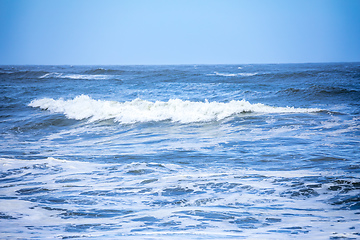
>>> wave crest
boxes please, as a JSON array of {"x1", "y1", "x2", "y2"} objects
[
  {"x1": 208, "y1": 72, "x2": 258, "y2": 77},
  {"x1": 39, "y1": 72, "x2": 112, "y2": 80},
  {"x1": 28, "y1": 95, "x2": 321, "y2": 124}
]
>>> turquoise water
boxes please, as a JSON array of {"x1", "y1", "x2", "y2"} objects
[{"x1": 0, "y1": 63, "x2": 359, "y2": 239}]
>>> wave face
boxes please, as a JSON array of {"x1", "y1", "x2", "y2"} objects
[{"x1": 29, "y1": 95, "x2": 320, "y2": 123}]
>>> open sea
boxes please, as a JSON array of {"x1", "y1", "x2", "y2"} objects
[{"x1": 0, "y1": 63, "x2": 359, "y2": 239}]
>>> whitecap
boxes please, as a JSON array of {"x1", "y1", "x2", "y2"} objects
[
  {"x1": 39, "y1": 73, "x2": 111, "y2": 80},
  {"x1": 210, "y1": 72, "x2": 258, "y2": 77},
  {"x1": 29, "y1": 95, "x2": 321, "y2": 124}
]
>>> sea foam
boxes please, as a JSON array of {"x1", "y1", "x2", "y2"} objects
[
  {"x1": 209, "y1": 72, "x2": 258, "y2": 77},
  {"x1": 29, "y1": 95, "x2": 320, "y2": 124},
  {"x1": 39, "y1": 72, "x2": 111, "y2": 80}
]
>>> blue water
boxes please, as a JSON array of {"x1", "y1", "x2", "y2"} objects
[{"x1": 0, "y1": 63, "x2": 359, "y2": 239}]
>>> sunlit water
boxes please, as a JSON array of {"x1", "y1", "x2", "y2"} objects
[{"x1": 1, "y1": 63, "x2": 359, "y2": 239}]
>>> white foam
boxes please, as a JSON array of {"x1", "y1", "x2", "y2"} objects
[
  {"x1": 39, "y1": 73, "x2": 111, "y2": 80},
  {"x1": 28, "y1": 95, "x2": 321, "y2": 124},
  {"x1": 0, "y1": 157, "x2": 358, "y2": 239},
  {"x1": 210, "y1": 72, "x2": 258, "y2": 77}
]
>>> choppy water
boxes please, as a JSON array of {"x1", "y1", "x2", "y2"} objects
[{"x1": 0, "y1": 63, "x2": 359, "y2": 239}]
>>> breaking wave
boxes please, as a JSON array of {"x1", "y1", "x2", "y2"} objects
[
  {"x1": 0, "y1": 70, "x2": 51, "y2": 79},
  {"x1": 39, "y1": 73, "x2": 112, "y2": 80},
  {"x1": 209, "y1": 72, "x2": 258, "y2": 77},
  {"x1": 28, "y1": 95, "x2": 321, "y2": 124}
]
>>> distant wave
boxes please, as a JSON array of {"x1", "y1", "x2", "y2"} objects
[
  {"x1": 262, "y1": 68, "x2": 360, "y2": 80},
  {"x1": 207, "y1": 68, "x2": 359, "y2": 80},
  {"x1": 310, "y1": 85, "x2": 359, "y2": 95},
  {"x1": 39, "y1": 73, "x2": 112, "y2": 80},
  {"x1": 0, "y1": 70, "x2": 50, "y2": 78},
  {"x1": 84, "y1": 68, "x2": 126, "y2": 75},
  {"x1": 29, "y1": 95, "x2": 321, "y2": 124},
  {"x1": 208, "y1": 72, "x2": 258, "y2": 77},
  {"x1": 278, "y1": 86, "x2": 359, "y2": 97}
]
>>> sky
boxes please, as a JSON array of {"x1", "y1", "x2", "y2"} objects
[{"x1": 1, "y1": 0, "x2": 360, "y2": 65}]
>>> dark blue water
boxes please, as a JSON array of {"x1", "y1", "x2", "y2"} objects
[{"x1": 0, "y1": 63, "x2": 359, "y2": 239}]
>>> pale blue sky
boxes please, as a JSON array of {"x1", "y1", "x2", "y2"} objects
[{"x1": 1, "y1": 0, "x2": 359, "y2": 65}]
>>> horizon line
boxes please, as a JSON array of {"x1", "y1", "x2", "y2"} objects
[{"x1": 1, "y1": 60, "x2": 360, "y2": 66}]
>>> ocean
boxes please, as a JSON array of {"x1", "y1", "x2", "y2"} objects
[{"x1": 0, "y1": 63, "x2": 359, "y2": 239}]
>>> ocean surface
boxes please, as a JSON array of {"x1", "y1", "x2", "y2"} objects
[{"x1": 0, "y1": 63, "x2": 359, "y2": 239}]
